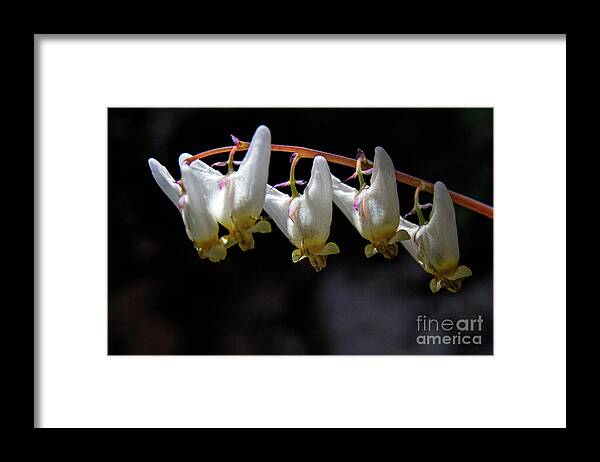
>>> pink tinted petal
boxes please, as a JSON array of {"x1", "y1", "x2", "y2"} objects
[
  {"x1": 218, "y1": 177, "x2": 230, "y2": 190},
  {"x1": 353, "y1": 193, "x2": 364, "y2": 211},
  {"x1": 273, "y1": 180, "x2": 307, "y2": 190},
  {"x1": 344, "y1": 172, "x2": 358, "y2": 182},
  {"x1": 273, "y1": 180, "x2": 292, "y2": 189},
  {"x1": 288, "y1": 200, "x2": 299, "y2": 222}
]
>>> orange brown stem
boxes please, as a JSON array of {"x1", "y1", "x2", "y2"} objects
[{"x1": 185, "y1": 142, "x2": 493, "y2": 220}]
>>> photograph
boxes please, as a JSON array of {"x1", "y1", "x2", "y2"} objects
[
  {"x1": 108, "y1": 108, "x2": 494, "y2": 355},
  {"x1": 36, "y1": 34, "x2": 566, "y2": 429}
]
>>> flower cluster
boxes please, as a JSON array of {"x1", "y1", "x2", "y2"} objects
[{"x1": 148, "y1": 125, "x2": 472, "y2": 293}]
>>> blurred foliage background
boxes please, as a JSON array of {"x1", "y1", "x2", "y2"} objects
[{"x1": 108, "y1": 108, "x2": 493, "y2": 355}]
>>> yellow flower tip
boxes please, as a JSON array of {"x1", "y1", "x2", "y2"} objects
[
  {"x1": 387, "y1": 229, "x2": 411, "y2": 244},
  {"x1": 364, "y1": 243, "x2": 377, "y2": 258},
  {"x1": 235, "y1": 230, "x2": 256, "y2": 251},
  {"x1": 308, "y1": 254, "x2": 327, "y2": 272},
  {"x1": 195, "y1": 240, "x2": 227, "y2": 263},
  {"x1": 220, "y1": 235, "x2": 238, "y2": 249},
  {"x1": 389, "y1": 229, "x2": 411, "y2": 243},
  {"x1": 429, "y1": 266, "x2": 472, "y2": 294},
  {"x1": 228, "y1": 218, "x2": 271, "y2": 252},
  {"x1": 318, "y1": 241, "x2": 340, "y2": 256},
  {"x1": 365, "y1": 240, "x2": 400, "y2": 259},
  {"x1": 291, "y1": 241, "x2": 339, "y2": 271},
  {"x1": 446, "y1": 265, "x2": 473, "y2": 281},
  {"x1": 430, "y1": 278, "x2": 443, "y2": 293},
  {"x1": 439, "y1": 278, "x2": 462, "y2": 293},
  {"x1": 249, "y1": 219, "x2": 272, "y2": 234},
  {"x1": 365, "y1": 229, "x2": 411, "y2": 259},
  {"x1": 376, "y1": 241, "x2": 399, "y2": 259},
  {"x1": 291, "y1": 248, "x2": 306, "y2": 263}
]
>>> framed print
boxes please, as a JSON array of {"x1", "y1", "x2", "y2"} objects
[
  {"x1": 35, "y1": 35, "x2": 566, "y2": 428},
  {"x1": 108, "y1": 107, "x2": 493, "y2": 355}
]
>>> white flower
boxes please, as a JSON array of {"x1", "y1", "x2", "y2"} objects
[
  {"x1": 331, "y1": 147, "x2": 410, "y2": 259},
  {"x1": 263, "y1": 156, "x2": 340, "y2": 272},
  {"x1": 188, "y1": 125, "x2": 272, "y2": 251},
  {"x1": 398, "y1": 181, "x2": 472, "y2": 293},
  {"x1": 148, "y1": 155, "x2": 227, "y2": 262}
]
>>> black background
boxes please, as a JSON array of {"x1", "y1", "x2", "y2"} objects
[{"x1": 108, "y1": 108, "x2": 493, "y2": 355}]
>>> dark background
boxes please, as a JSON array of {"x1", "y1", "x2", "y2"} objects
[{"x1": 108, "y1": 108, "x2": 493, "y2": 355}]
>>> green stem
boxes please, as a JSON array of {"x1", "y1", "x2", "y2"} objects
[
  {"x1": 226, "y1": 144, "x2": 238, "y2": 174},
  {"x1": 414, "y1": 186, "x2": 427, "y2": 226},
  {"x1": 289, "y1": 153, "x2": 301, "y2": 198}
]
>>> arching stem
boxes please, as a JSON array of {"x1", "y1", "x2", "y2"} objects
[{"x1": 184, "y1": 141, "x2": 494, "y2": 219}]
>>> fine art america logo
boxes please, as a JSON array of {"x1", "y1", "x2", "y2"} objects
[{"x1": 416, "y1": 314, "x2": 484, "y2": 345}]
